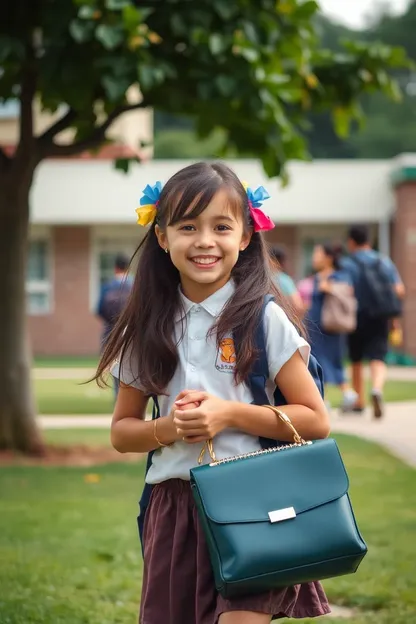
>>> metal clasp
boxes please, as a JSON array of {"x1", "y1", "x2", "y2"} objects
[{"x1": 268, "y1": 506, "x2": 296, "y2": 523}]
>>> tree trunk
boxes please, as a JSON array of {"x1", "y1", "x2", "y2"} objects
[{"x1": 0, "y1": 169, "x2": 44, "y2": 454}]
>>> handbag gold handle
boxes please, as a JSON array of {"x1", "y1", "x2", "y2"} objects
[
  {"x1": 198, "y1": 406, "x2": 306, "y2": 465},
  {"x1": 198, "y1": 438, "x2": 217, "y2": 465},
  {"x1": 261, "y1": 405, "x2": 307, "y2": 445}
]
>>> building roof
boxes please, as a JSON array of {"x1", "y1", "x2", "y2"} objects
[{"x1": 31, "y1": 158, "x2": 396, "y2": 225}]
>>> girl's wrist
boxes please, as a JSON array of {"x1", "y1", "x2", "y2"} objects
[
  {"x1": 155, "y1": 416, "x2": 180, "y2": 446},
  {"x1": 226, "y1": 401, "x2": 257, "y2": 428}
]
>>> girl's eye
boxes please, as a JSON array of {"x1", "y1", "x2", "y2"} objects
[
  {"x1": 217, "y1": 224, "x2": 231, "y2": 232},
  {"x1": 179, "y1": 224, "x2": 195, "y2": 231}
]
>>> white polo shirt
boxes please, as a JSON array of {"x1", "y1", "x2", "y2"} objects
[{"x1": 113, "y1": 280, "x2": 310, "y2": 484}]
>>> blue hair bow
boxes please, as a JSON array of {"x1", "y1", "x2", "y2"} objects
[
  {"x1": 246, "y1": 185, "x2": 271, "y2": 208},
  {"x1": 136, "y1": 181, "x2": 163, "y2": 226}
]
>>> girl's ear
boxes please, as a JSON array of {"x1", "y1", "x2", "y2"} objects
[
  {"x1": 240, "y1": 229, "x2": 253, "y2": 252},
  {"x1": 155, "y1": 224, "x2": 168, "y2": 253}
]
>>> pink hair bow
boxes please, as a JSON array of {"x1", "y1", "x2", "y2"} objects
[{"x1": 243, "y1": 183, "x2": 275, "y2": 232}]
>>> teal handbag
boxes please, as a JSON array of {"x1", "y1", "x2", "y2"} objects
[{"x1": 190, "y1": 407, "x2": 367, "y2": 599}]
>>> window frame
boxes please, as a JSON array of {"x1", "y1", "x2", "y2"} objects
[{"x1": 26, "y1": 230, "x2": 54, "y2": 316}]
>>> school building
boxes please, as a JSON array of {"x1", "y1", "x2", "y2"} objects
[{"x1": 25, "y1": 153, "x2": 416, "y2": 357}]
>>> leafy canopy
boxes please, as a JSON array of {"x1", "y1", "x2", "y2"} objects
[{"x1": 0, "y1": 0, "x2": 411, "y2": 178}]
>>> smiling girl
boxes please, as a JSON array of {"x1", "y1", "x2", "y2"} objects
[{"x1": 96, "y1": 161, "x2": 330, "y2": 624}]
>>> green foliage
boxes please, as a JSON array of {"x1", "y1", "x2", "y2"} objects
[
  {"x1": 154, "y1": 128, "x2": 227, "y2": 159},
  {"x1": 310, "y1": 5, "x2": 416, "y2": 159},
  {"x1": 0, "y1": 0, "x2": 411, "y2": 177}
]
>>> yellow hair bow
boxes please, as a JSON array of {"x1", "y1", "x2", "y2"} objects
[{"x1": 135, "y1": 182, "x2": 162, "y2": 227}]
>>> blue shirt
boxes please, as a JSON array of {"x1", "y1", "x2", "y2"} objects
[
  {"x1": 275, "y1": 272, "x2": 298, "y2": 297},
  {"x1": 97, "y1": 275, "x2": 133, "y2": 343},
  {"x1": 341, "y1": 250, "x2": 401, "y2": 312}
]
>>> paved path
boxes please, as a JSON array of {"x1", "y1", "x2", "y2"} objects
[
  {"x1": 38, "y1": 400, "x2": 416, "y2": 467},
  {"x1": 330, "y1": 401, "x2": 416, "y2": 467},
  {"x1": 33, "y1": 366, "x2": 416, "y2": 381}
]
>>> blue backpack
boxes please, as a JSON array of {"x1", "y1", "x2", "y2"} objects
[{"x1": 137, "y1": 295, "x2": 324, "y2": 549}]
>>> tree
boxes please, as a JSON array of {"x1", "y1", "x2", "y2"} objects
[
  {"x1": 309, "y1": 3, "x2": 416, "y2": 159},
  {"x1": 0, "y1": 0, "x2": 410, "y2": 453},
  {"x1": 348, "y1": 0, "x2": 416, "y2": 158}
]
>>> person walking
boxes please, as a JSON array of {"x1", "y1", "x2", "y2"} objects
[
  {"x1": 96, "y1": 162, "x2": 330, "y2": 623},
  {"x1": 297, "y1": 271, "x2": 315, "y2": 313},
  {"x1": 97, "y1": 254, "x2": 132, "y2": 398},
  {"x1": 270, "y1": 246, "x2": 304, "y2": 314},
  {"x1": 307, "y1": 243, "x2": 358, "y2": 411},
  {"x1": 342, "y1": 225, "x2": 405, "y2": 418}
]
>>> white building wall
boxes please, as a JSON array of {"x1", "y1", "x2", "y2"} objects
[{"x1": 30, "y1": 158, "x2": 395, "y2": 226}]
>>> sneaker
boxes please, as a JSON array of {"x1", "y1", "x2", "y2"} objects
[
  {"x1": 371, "y1": 391, "x2": 384, "y2": 419},
  {"x1": 339, "y1": 390, "x2": 359, "y2": 414}
]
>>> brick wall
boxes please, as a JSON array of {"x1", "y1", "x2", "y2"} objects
[
  {"x1": 265, "y1": 226, "x2": 298, "y2": 275},
  {"x1": 392, "y1": 183, "x2": 416, "y2": 356},
  {"x1": 29, "y1": 226, "x2": 102, "y2": 356}
]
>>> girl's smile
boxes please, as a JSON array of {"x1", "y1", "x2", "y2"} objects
[
  {"x1": 188, "y1": 255, "x2": 222, "y2": 269},
  {"x1": 156, "y1": 189, "x2": 251, "y2": 301}
]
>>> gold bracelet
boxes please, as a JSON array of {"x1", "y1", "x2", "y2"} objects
[{"x1": 153, "y1": 418, "x2": 172, "y2": 448}]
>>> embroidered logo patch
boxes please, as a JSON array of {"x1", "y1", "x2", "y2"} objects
[{"x1": 216, "y1": 338, "x2": 236, "y2": 373}]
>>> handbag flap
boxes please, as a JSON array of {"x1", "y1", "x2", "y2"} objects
[{"x1": 190, "y1": 438, "x2": 349, "y2": 524}]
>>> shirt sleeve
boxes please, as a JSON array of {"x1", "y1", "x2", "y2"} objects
[
  {"x1": 110, "y1": 344, "x2": 143, "y2": 390},
  {"x1": 263, "y1": 302, "x2": 310, "y2": 382},
  {"x1": 332, "y1": 269, "x2": 353, "y2": 286},
  {"x1": 382, "y1": 257, "x2": 402, "y2": 285},
  {"x1": 339, "y1": 258, "x2": 359, "y2": 287},
  {"x1": 277, "y1": 273, "x2": 298, "y2": 296}
]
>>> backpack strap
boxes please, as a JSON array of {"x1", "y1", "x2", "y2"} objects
[
  {"x1": 245, "y1": 294, "x2": 273, "y2": 406},
  {"x1": 137, "y1": 396, "x2": 159, "y2": 552},
  {"x1": 245, "y1": 294, "x2": 324, "y2": 449},
  {"x1": 245, "y1": 294, "x2": 283, "y2": 450}
]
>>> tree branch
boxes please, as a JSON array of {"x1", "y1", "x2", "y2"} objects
[
  {"x1": 37, "y1": 107, "x2": 78, "y2": 143},
  {"x1": 41, "y1": 101, "x2": 149, "y2": 158}
]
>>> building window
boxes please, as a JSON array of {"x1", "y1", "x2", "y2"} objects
[
  {"x1": 0, "y1": 100, "x2": 19, "y2": 119},
  {"x1": 26, "y1": 240, "x2": 52, "y2": 314}
]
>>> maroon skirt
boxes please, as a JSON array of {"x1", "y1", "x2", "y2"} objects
[{"x1": 139, "y1": 479, "x2": 330, "y2": 624}]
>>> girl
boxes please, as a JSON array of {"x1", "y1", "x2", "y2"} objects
[
  {"x1": 96, "y1": 162, "x2": 331, "y2": 624},
  {"x1": 307, "y1": 243, "x2": 357, "y2": 412}
]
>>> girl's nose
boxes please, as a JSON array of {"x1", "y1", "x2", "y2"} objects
[{"x1": 195, "y1": 231, "x2": 215, "y2": 248}]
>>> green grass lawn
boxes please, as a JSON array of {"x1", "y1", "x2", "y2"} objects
[
  {"x1": 0, "y1": 435, "x2": 415, "y2": 623},
  {"x1": 35, "y1": 379, "x2": 114, "y2": 415},
  {"x1": 34, "y1": 377, "x2": 416, "y2": 415},
  {"x1": 34, "y1": 356, "x2": 99, "y2": 368},
  {"x1": 43, "y1": 428, "x2": 112, "y2": 447}
]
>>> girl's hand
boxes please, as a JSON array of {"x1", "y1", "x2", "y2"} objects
[
  {"x1": 318, "y1": 280, "x2": 331, "y2": 294},
  {"x1": 166, "y1": 391, "x2": 200, "y2": 442},
  {"x1": 173, "y1": 391, "x2": 231, "y2": 443}
]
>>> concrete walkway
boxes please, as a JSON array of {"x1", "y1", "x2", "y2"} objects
[
  {"x1": 38, "y1": 400, "x2": 416, "y2": 467},
  {"x1": 330, "y1": 401, "x2": 416, "y2": 467}
]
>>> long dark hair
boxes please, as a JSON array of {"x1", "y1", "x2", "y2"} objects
[
  {"x1": 95, "y1": 161, "x2": 302, "y2": 395},
  {"x1": 322, "y1": 242, "x2": 344, "y2": 271}
]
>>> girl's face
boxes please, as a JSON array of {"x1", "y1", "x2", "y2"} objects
[
  {"x1": 312, "y1": 245, "x2": 331, "y2": 272},
  {"x1": 156, "y1": 189, "x2": 251, "y2": 301}
]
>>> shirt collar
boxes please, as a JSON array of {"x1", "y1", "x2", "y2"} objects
[{"x1": 175, "y1": 280, "x2": 235, "y2": 323}]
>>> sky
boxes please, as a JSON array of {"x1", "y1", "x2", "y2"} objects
[{"x1": 318, "y1": 0, "x2": 410, "y2": 28}]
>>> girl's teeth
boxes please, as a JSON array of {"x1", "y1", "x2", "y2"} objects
[{"x1": 193, "y1": 257, "x2": 218, "y2": 264}]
